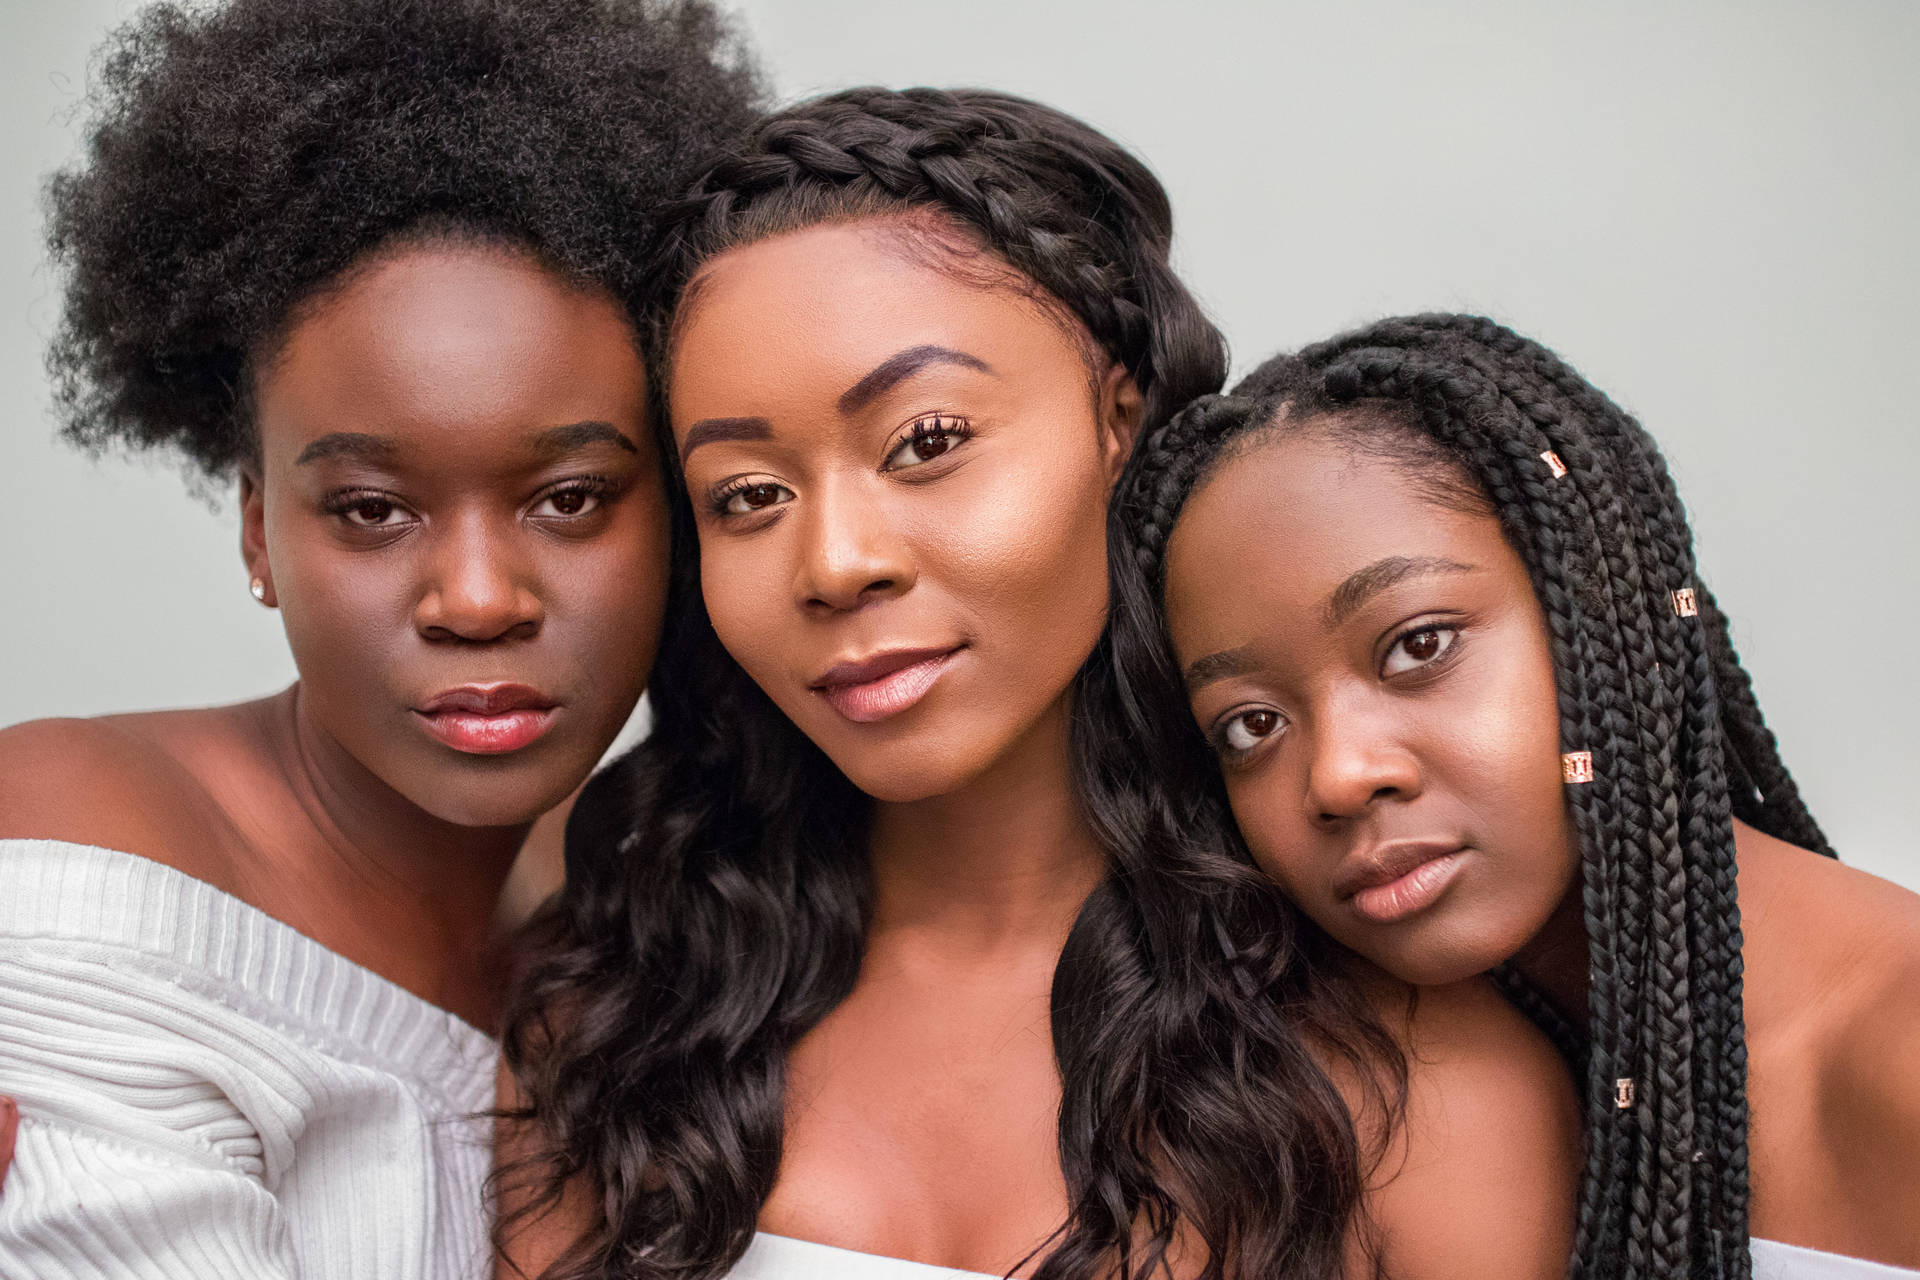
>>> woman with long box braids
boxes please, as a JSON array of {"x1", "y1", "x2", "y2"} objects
[
  {"x1": 495, "y1": 94, "x2": 1578, "y2": 1280},
  {"x1": 1099, "y1": 313, "x2": 1920, "y2": 1278}
]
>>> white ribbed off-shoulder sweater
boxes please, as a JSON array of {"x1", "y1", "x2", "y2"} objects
[{"x1": 0, "y1": 839, "x2": 498, "y2": 1279}]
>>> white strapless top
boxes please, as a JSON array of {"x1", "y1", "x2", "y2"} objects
[
  {"x1": 1753, "y1": 1239, "x2": 1920, "y2": 1278},
  {"x1": 731, "y1": 1233, "x2": 1002, "y2": 1278},
  {"x1": 732, "y1": 1236, "x2": 1920, "y2": 1280}
]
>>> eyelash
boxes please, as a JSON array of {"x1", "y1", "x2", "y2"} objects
[
  {"x1": 532, "y1": 475, "x2": 622, "y2": 518},
  {"x1": 883, "y1": 414, "x2": 973, "y2": 470},
  {"x1": 321, "y1": 476, "x2": 623, "y2": 529},
  {"x1": 1380, "y1": 621, "x2": 1465, "y2": 678}
]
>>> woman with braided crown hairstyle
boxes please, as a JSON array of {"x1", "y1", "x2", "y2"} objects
[
  {"x1": 498, "y1": 90, "x2": 1579, "y2": 1280},
  {"x1": 0, "y1": 0, "x2": 758, "y2": 1273},
  {"x1": 1100, "y1": 313, "x2": 1920, "y2": 1278}
]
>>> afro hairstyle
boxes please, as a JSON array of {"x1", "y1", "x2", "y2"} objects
[{"x1": 44, "y1": 0, "x2": 765, "y2": 480}]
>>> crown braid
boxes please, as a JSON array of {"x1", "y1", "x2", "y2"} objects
[
  {"x1": 1105, "y1": 314, "x2": 1833, "y2": 1280},
  {"x1": 647, "y1": 86, "x2": 1226, "y2": 434}
]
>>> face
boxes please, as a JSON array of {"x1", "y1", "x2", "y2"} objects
[
  {"x1": 242, "y1": 242, "x2": 668, "y2": 828},
  {"x1": 1163, "y1": 426, "x2": 1577, "y2": 986},
  {"x1": 670, "y1": 219, "x2": 1136, "y2": 803}
]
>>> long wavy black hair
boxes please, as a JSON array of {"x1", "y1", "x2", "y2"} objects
[
  {"x1": 1102, "y1": 313, "x2": 1834, "y2": 1280},
  {"x1": 499, "y1": 87, "x2": 1403, "y2": 1280}
]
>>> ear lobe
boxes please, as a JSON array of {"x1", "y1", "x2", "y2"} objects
[
  {"x1": 238, "y1": 470, "x2": 277, "y2": 608},
  {"x1": 1098, "y1": 363, "x2": 1145, "y2": 483}
]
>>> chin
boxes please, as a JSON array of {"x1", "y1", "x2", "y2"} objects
[
  {"x1": 817, "y1": 729, "x2": 990, "y2": 805},
  {"x1": 405, "y1": 761, "x2": 580, "y2": 830}
]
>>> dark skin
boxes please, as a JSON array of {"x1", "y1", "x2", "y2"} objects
[
  {"x1": 1166, "y1": 421, "x2": 1920, "y2": 1266},
  {"x1": 501, "y1": 220, "x2": 1578, "y2": 1278},
  {"x1": 0, "y1": 241, "x2": 669, "y2": 1030}
]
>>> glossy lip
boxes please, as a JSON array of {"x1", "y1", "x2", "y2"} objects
[
  {"x1": 1334, "y1": 840, "x2": 1469, "y2": 925},
  {"x1": 810, "y1": 645, "x2": 963, "y2": 724},
  {"x1": 413, "y1": 683, "x2": 559, "y2": 755}
]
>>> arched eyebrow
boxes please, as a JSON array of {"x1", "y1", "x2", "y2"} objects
[
  {"x1": 837, "y1": 344, "x2": 993, "y2": 415},
  {"x1": 531, "y1": 420, "x2": 638, "y2": 458},
  {"x1": 295, "y1": 421, "x2": 637, "y2": 467},
  {"x1": 678, "y1": 415, "x2": 772, "y2": 461},
  {"x1": 1324, "y1": 556, "x2": 1477, "y2": 627}
]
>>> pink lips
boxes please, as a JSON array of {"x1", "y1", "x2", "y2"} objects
[
  {"x1": 811, "y1": 646, "x2": 961, "y2": 724},
  {"x1": 413, "y1": 683, "x2": 558, "y2": 755},
  {"x1": 1334, "y1": 841, "x2": 1468, "y2": 925}
]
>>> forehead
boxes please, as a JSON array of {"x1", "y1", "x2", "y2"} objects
[
  {"x1": 1164, "y1": 431, "x2": 1509, "y2": 650},
  {"x1": 256, "y1": 245, "x2": 645, "y2": 454},
  {"x1": 667, "y1": 220, "x2": 1085, "y2": 428}
]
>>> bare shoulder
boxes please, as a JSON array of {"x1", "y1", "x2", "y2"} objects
[
  {"x1": 1739, "y1": 820, "x2": 1920, "y2": 1263},
  {"x1": 0, "y1": 710, "x2": 250, "y2": 886},
  {"x1": 1356, "y1": 976, "x2": 1579, "y2": 1279}
]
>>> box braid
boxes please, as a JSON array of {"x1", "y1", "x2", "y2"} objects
[
  {"x1": 1104, "y1": 314, "x2": 1832, "y2": 1280},
  {"x1": 502, "y1": 86, "x2": 1278, "y2": 1280}
]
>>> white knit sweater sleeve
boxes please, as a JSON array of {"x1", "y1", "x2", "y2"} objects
[{"x1": 0, "y1": 840, "x2": 500, "y2": 1280}]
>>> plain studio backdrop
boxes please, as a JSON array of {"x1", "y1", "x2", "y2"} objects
[{"x1": 1, "y1": 1, "x2": 1914, "y2": 890}]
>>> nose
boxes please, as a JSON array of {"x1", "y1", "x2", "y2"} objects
[
  {"x1": 1303, "y1": 701, "x2": 1423, "y2": 827},
  {"x1": 415, "y1": 511, "x2": 543, "y2": 643},
  {"x1": 796, "y1": 478, "x2": 915, "y2": 613}
]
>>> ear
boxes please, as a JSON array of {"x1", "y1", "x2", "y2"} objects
[
  {"x1": 239, "y1": 468, "x2": 278, "y2": 609},
  {"x1": 1095, "y1": 362, "x2": 1145, "y2": 485}
]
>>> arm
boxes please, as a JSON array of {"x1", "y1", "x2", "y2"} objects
[
  {"x1": 1356, "y1": 978, "x2": 1580, "y2": 1280},
  {"x1": 0, "y1": 948, "x2": 299, "y2": 1278}
]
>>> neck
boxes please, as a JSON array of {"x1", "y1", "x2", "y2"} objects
[
  {"x1": 866, "y1": 694, "x2": 1104, "y2": 951},
  {"x1": 260, "y1": 685, "x2": 527, "y2": 961},
  {"x1": 1507, "y1": 880, "x2": 1591, "y2": 1030}
]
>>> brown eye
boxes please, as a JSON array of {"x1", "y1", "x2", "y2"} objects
[
  {"x1": 1221, "y1": 707, "x2": 1286, "y2": 755},
  {"x1": 537, "y1": 488, "x2": 597, "y2": 518},
  {"x1": 886, "y1": 416, "x2": 970, "y2": 470},
  {"x1": 910, "y1": 428, "x2": 952, "y2": 460},
  {"x1": 720, "y1": 480, "x2": 794, "y2": 516},
  {"x1": 346, "y1": 498, "x2": 397, "y2": 526},
  {"x1": 1383, "y1": 626, "x2": 1459, "y2": 676}
]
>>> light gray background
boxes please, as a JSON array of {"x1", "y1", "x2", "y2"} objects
[{"x1": 2, "y1": 1, "x2": 1914, "y2": 888}]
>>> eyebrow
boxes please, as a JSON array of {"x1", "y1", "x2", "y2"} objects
[
  {"x1": 1184, "y1": 646, "x2": 1260, "y2": 693},
  {"x1": 678, "y1": 415, "x2": 773, "y2": 461},
  {"x1": 295, "y1": 432, "x2": 396, "y2": 466},
  {"x1": 530, "y1": 420, "x2": 639, "y2": 458},
  {"x1": 296, "y1": 421, "x2": 637, "y2": 467},
  {"x1": 837, "y1": 344, "x2": 993, "y2": 416},
  {"x1": 1324, "y1": 556, "x2": 1477, "y2": 628}
]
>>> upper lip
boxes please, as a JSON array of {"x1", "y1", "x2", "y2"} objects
[
  {"x1": 415, "y1": 683, "x2": 557, "y2": 715},
  {"x1": 1332, "y1": 839, "x2": 1466, "y2": 901},
  {"x1": 810, "y1": 645, "x2": 961, "y2": 690}
]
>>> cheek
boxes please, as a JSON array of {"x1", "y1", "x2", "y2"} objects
[
  {"x1": 698, "y1": 540, "x2": 784, "y2": 686},
  {"x1": 563, "y1": 512, "x2": 672, "y2": 686},
  {"x1": 928, "y1": 434, "x2": 1112, "y2": 648},
  {"x1": 1225, "y1": 773, "x2": 1322, "y2": 901},
  {"x1": 1434, "y1": 623, "x2": 1574, "y2": 863}
]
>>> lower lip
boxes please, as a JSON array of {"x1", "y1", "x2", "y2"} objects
[
  {"x1": 414, "y1": 708, "x2": 557, "y2": 755},
  {"x1": 819, "y1": 651, "x2": 959, "y2": 724},
  {"x1": 1348, "y1": 851, "x2": 1467, "y2": 925}
]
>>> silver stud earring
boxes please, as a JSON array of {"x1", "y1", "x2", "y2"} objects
[{"x1": 250, "y1": 578, "x2": 268, "y2": 603}]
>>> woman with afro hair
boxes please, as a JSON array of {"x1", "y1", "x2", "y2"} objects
[{"x1": 0, "y1": 1, "x2": 759, "y2": 1275}]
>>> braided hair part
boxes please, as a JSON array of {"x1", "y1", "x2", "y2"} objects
[
  {"x1": 501, "y1": 87, "x2": 1254, "y2": 1280},
  {"x1": 1102, "y1": 314, "x2": 1832, "y2": 1280}
]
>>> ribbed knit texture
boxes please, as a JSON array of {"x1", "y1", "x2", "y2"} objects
[{"x1": 0, "y1": 840, "x2": 498, "y2": 1279}]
